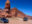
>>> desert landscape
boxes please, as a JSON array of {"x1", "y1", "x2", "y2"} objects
[{"x1": 0, "y1": 0, "x2": 32, "y2": 24}]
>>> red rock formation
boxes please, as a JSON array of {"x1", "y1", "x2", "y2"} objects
[{"x1": 0, "y1": 0, "x2": 32, "y2": 19}]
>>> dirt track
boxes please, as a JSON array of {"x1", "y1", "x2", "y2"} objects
[{"x1": 0, "y1": 17, "x2": 32, "y2": 24}]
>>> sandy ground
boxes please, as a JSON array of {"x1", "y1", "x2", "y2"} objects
[{"x1": 0, "y1": 17, "x2": 32, "y2": 24}]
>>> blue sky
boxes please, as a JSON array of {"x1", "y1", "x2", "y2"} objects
[{"x1": 0, "y1": 0, "x2": 32, "y2": 16}]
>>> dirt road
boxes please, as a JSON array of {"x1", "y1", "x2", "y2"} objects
[{"x1": 0, "y1": 17, "x2": 32, "y2": 24}]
